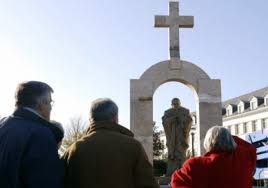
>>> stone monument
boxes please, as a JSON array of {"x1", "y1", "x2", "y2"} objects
[
  {"x1": 162, "y1": 98, "x2": 192, "y2": 176},
  {"x1": 130, "y1": 1, "x2": 222, "y2": 169}
]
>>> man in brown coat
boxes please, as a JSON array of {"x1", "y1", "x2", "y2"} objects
[{"x1": 62, "y1": 98, "x2": 159, "y2": 188}]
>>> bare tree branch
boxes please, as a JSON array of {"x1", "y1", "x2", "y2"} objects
[{"x1": 61, "y1": 116, "x2": 87, "y2": 152}]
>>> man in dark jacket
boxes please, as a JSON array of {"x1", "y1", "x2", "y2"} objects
[
  {"x1": 0, "y1": 81, "x2": 64, "y2": 188},
  {"x1": 62, "y1": 98, "x2": 159, "y2": 188}
]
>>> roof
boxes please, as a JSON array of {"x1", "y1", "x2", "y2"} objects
[
  {"x1": 223, "y1": 86, "x2": 268, "y2": 107},
  {"x1": 225, "y1": 104, "x2": 237, "y2": 108},
  {"x1": 237, "y1": 100, "x2": 250, "y2": 104}
]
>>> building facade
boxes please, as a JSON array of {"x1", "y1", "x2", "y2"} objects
[{"x1": 190, "y1": 86, "x2": 268, "y2": 155}]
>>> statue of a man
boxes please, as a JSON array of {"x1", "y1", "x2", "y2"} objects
[{"x1": 162, "y1": 98, "x2": 192, "y2": 176}]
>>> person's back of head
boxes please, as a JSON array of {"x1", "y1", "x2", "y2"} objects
[
  {"x1": 204, "y1": 126, "x2": 236, "y2": 153},
  {"x1": 89, "y1": 98, "x2": 118, "y2": 124},
  {"x1": 15, "y1": 81, "x2": 54, "y2": 120}
]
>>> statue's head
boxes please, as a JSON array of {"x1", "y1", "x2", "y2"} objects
[{"x1": 171, "y1": 98, "x2": 181, "y2": 109}]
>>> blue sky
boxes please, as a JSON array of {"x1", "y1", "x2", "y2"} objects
[{"x1": 0, "y1": 0, "x2": 267, "y2": 129}]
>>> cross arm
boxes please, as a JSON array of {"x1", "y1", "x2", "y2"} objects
[
  {"x1": 154, "y1": 16, "x2": 169, "y2": 28},
  {"x1": 154, "y1": 16, "x2": 194, "y2": 28},
  {"x1": 177, "y1": 16, "x2": 194, "y2": 28}
]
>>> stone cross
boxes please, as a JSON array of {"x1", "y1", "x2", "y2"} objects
[{"x1": 155, "y1": 1, "x2": 194, "y2": 69}]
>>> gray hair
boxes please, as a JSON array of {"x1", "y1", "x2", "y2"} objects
[
  {"x1": 89, "y1": 98, "x2": 118, "y2": 122},
  {"x1": 15, "y1": 81, "x2": 53, "y2": 109},
  {"x1": 203, "y1": 126, "x2": 236, "y2": 153}
]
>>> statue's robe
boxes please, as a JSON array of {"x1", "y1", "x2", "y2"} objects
[
  {"x1": 162, "y1": 106, "x2": 192, "y2": 160},
  {"x1": 162, "y1": 106, "x2": 192, "y2": 176}
]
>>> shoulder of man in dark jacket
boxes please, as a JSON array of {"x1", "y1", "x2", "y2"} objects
[
  {"x1": 0, "y1": 113, "x2": 63, "y2": 188},
  {"x1": 21, "y1": 121, "x2": 64, "y2": 188}
]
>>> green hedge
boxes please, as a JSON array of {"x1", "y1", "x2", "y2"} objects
[{"x1": 153, "y1": 159, "x2": 167, "y2": 177}]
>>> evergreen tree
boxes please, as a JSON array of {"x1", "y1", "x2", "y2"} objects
[{"x1": 153, "y1": 125, "x2": 165, "y2": 159}]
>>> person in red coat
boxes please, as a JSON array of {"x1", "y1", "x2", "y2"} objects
[{"x1": 171, "y1": 126, "x2": 256, "y2": 188}]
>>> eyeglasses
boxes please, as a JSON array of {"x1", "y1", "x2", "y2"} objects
[
  {"x1": 50, "y1": 100, "x2": 55, "y2": 106},
  {"x1": 44, "y1": 99, "x2": 55, "y2": 106}
]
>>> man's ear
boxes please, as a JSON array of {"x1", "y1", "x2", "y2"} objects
[
  {"x1": 35, "y1": 102, "x2": 43, "y2": 113},
  {"x1": 35, "y1": 102, "x2": 48, "y2": 120}
]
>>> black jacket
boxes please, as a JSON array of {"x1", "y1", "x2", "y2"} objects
[{"x1": 0, "y1": 107, "x2": 63, "y2": 188}]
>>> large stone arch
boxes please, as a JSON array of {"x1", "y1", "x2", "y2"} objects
[{"x1": 130, "y1": 60, "x2": 222, "y2": 162}]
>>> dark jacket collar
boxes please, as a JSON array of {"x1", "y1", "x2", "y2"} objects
[
  {"x1": 12, "y1": 107, "x2": 63, "y2": 143},
  {"x1": 86, "y1": 121, "x2": 134, "y2": 137}
]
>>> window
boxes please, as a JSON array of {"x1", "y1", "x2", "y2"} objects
[
  {"x1": 230, "y1": 125, "x2": 234, "y2": 134},
  {"x1": 243, "y1": 123, "x2": 248, "y2": 134},
  {"x1": 251, "y1": 101, "x2": 258, "y2": 110},
  {"x1": 239, "y1": 106, "x2": 241, "y2": 113},
  {"x1": 261, "y1": 119, "x2": 268, "y2": 130},
  {"x1": 264, "y1": 118, "x2": 268, "y2": 129},
  {"x1": 235, "y1": 124, "x2": 239, "y2": 135},
  {"x1": 192, "y1": 116, "x2": 196, "y2": 125},
  {"x1": 252, "y1": 120, "x2": 257, "y2": 132},
  {"x1": 226, "y1": 107, "x2": 232, "y2": 116},
  {"x1": 262, "y1": 119, "x2": 265, "y2": 130},
  {"x1": 227, "y1": 126, "x2": 231, "y2": 133}
]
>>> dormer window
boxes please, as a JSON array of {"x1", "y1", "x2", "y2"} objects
[
  {"x1": 237, "y1": 101, "x2": 244, "y2": 113},
  {"x1": 225, "y1": 104, "x2": 237, "y2": 116},
  {"x1": 251, "y1": 101, "x2": 257, "y2": 110},
  {"x1": 226, "y1": 108, "x2": 232, "y2": 116},
  {"x1": 250, "y1": 97, "x2": 258, "y2": 110},
  {"x1": 265, "y1": 95, "x2": 268, "y2": 106},
  {"x1": 238, "y1": 106, "x2": 242, "y2": 113}
]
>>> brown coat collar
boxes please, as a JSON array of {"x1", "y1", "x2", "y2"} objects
[{"x1": 86, "y1": 121, "x2": 134, "y2": 137}]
